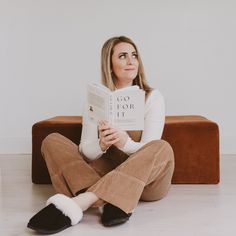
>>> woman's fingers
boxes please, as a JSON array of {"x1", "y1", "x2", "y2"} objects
[
  {"x1": 98, "y1": 120, "x2": 109, "y2": 127},
  {"x1": 98, "y1": 121, "x2": 110, "y2": 132},
  {"x1": 101, "y1": 128, "x2": 116, "y2": 137},
  {"x1": 105, "y1": 137, "x2": 120, "y2": 146},
  {"x1": 101, "y1": 131, "x2": 119, "y2": 143},
  {"x1": 98, "y1": 121, "x2": 117, "y2": 137},
  {"x1": 105, "y1": 131, "x2": 118, "y2": 141},
  {"x1": 98, "y1": 120, "x2": 121, "y2": 147}
]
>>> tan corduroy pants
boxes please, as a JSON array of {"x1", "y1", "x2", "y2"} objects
[{"x1": 41, "y1": 132, "x2": 174, "y2": 213}]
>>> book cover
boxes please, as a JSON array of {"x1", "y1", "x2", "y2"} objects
[{"x1": 86, "y1": 83, "x2": 145, "y2": 130}]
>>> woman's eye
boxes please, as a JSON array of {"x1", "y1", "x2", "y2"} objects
[
  {"x1": 118, "y1": 53, "x2": 137, "y2": 59},
  {"x1": 119, "y1": 54, "x2": 126, "y2": 59}
]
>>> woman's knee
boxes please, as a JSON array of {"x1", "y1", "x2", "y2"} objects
[
  {"x1": 149, "y1": 140, "x2": 174, "y2": 162},
  {"x1": 41, "y1": 132, "x2": 62, "y2": 156}
]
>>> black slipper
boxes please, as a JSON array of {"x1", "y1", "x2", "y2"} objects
[
  {"x1": 27, "y1": 194, "x2": 83, "y2": 234},
  {"x1": 101, "y1": 203, "x2": 132, "y2": 227}
]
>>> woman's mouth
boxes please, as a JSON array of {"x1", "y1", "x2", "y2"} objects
[{"x1": 124, "y1": 68, "x2": 136, "y2": 71}]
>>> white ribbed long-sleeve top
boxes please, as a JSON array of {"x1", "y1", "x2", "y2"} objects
[{"x1": 79, "y1": 88, "x2": 165, "y2": 161}]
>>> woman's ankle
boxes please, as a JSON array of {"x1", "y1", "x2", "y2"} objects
[{"x1": 72, "y1": 192, "x2": 99, "y2": 211}]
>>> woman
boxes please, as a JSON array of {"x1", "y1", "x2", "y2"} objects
[{"x1": 27, "y1": 36, "x2": 175, "y2": 234}]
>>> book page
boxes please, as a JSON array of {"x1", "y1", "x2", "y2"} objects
[{"x1": 86, "y1": 84, "x2": 109, "y2": 124}]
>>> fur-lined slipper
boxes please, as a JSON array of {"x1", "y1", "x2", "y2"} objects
[
  {"x1": 27, "y1": 194, "x2": 83, "y2": 234},
  {"x1": 101, "y1": 203, "x2": 132, "y2": 227}
]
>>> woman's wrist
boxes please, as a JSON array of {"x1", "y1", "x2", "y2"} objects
[{"x1": 99, "y1": 139, "x2": 109, "y2": 153}]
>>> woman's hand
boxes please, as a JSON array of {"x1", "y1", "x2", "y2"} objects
[
  {"x1": 113, "y1": 127, "x2": 129, "y2": 149},
  {"x1": 98, "y1": 120, "x2": 119, "y2": 152},
  {"x1": 98, "y1": 120, "x2": 129, "y2": 151}
]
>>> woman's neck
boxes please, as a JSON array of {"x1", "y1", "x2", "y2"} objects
[{"x1": 114, "y1": 81, "x2": 133, "y2": 89}]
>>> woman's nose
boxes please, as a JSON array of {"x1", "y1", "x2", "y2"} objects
[{"x1": 126, "y1": 56, "x2": 133, "y2": 65}]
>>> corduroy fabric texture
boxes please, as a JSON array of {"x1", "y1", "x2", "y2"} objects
[{"x1": 41, "y1": 132, "x2": 174, "y2": 213}]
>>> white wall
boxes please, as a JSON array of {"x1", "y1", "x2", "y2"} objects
[{"x1": 0, "y1": 0, "x2": 235, "y2": 154}]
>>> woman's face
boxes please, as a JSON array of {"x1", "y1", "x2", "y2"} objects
[{"x1": 111, "y1": 42, "x2": 139, "y2": 88}]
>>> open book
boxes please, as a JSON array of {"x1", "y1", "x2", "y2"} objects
[{"x1": 86, "y1": 83, "x2": 145, "y2": 130}]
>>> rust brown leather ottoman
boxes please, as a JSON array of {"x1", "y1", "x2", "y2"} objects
[{"x1": 32, "y1": 115, "x2": 220, "y2": 184}]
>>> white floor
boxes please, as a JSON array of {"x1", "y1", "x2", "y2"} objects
[{"x1": 0, "y1": 155, "x2": 236, "y2": 236}]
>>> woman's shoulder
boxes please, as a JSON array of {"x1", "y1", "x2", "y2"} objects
[
  {"x1": 146, "y1": 88, "x2": 164, "y2": 103},
  {"x1": 144, "y1": 88, "x2": 165, "y2": 114}
]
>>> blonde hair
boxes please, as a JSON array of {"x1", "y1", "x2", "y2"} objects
[{"x1": 101, "y1": 36, "x2": 153, "y2": 99}]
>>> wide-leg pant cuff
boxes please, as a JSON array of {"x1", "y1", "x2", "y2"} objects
[{"x1": 88, "y1": 169, "x2": 145, "y2": 214}]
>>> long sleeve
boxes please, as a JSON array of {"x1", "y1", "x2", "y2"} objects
[{"x1": 119, "y1": 89, "x2": 165, "y2": 155}]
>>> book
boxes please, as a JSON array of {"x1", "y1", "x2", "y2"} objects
[{"x1": 86, "y1": 83, "x2": 145, "y2": 130}]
